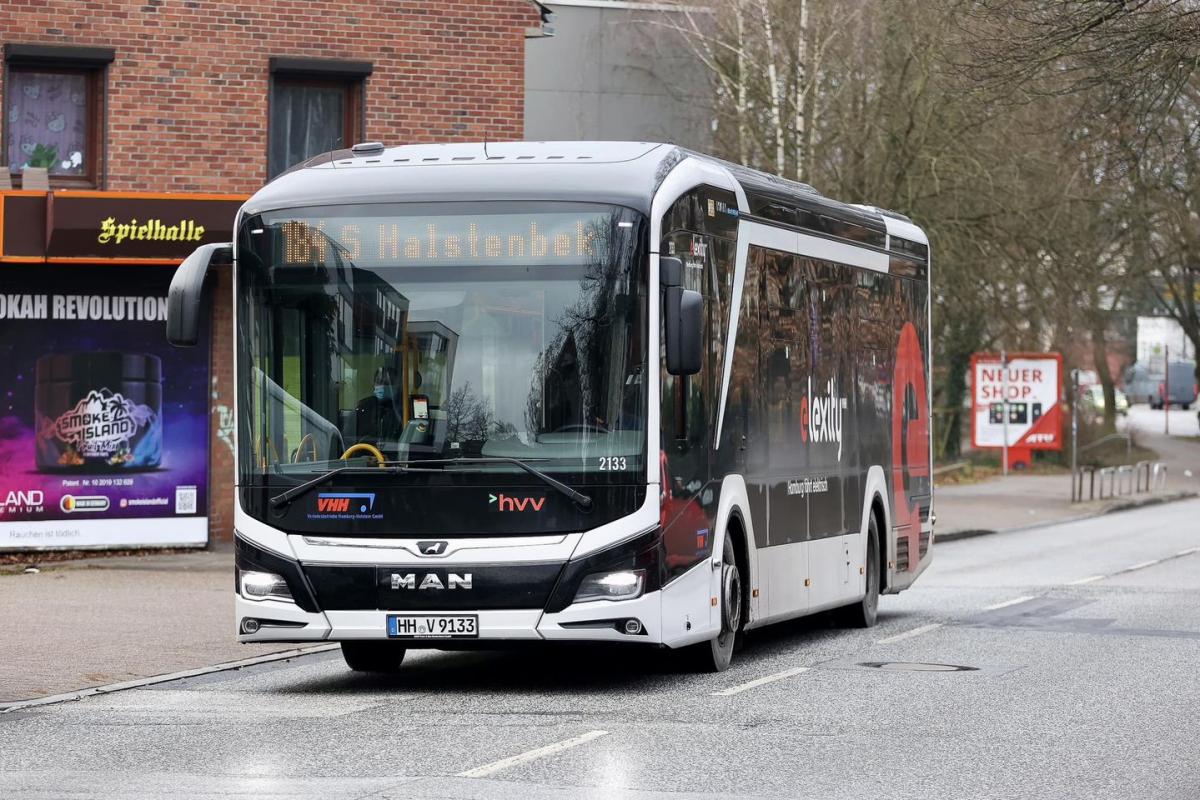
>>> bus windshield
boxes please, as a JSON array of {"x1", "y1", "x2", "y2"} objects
[{"x1": 235, "y1": 202, "x2": 648, "y2": 498}]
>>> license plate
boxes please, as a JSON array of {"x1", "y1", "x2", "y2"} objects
[{"x1": 386, "y1": 614, "x2": 478, "y2": 639}]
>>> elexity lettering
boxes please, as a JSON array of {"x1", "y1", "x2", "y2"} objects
[{"x1": 800, "y1": 377, "x2": 848, "y2": 461}]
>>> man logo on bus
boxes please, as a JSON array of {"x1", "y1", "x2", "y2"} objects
[{"x1": 799, "y1": 376, "x2": 847, "y2": 461}]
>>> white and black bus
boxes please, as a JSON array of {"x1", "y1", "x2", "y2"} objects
[{"x1": 168, "y1": 141, "x2": 933, "y2": 672}]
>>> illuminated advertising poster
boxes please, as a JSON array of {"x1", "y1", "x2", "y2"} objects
[
  {"x1": 970, "y1": 353, "x2": 1063, "y2": 450},
  {"x1": 0, "y1": 265, "x2": 209, "y2": 550}
]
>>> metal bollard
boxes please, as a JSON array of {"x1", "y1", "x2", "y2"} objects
[
  {"x1": 1116, "y1": 464, "x2": 1134, "y2": 495},
  {"x1": 1135, "y1": 461, "x2": 1151, "y2": 493},
  {"x1": 1074, "y1": 465, "x2": 1097, "y2": 502},
  {"x1": 1152, "y1": 462, "x2": 1168, "y2": 492}
]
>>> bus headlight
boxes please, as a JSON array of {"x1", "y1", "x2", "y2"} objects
[
  {"x1": 574, "y1": 568, "x2": 645, "y2": 603},
  {"x1": 240, "y1": 570, "x2": 293, "y2": 602}
]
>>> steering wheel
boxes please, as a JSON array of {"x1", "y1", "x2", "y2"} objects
[
  {"x1": 555, "y1": 422, "x2": 610, "y2": 434},
  {"x1": 340, "y1": 442, "x2": 387, "y2": 467}
]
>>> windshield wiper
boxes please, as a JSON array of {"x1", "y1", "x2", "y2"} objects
[
  {"x1": 430, "y1": 456, "x2": 593, "y2": 509},
  {"x1": 269, "y1": 456, "x2": 593, "y2": 510},
  {"x1": 269, "y1": 464, "x2": 424, "y2": 509}
]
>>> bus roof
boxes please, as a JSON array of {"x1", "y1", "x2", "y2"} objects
[{"x1": 242, "y1": 141, "x2": 928, "y2": 251}]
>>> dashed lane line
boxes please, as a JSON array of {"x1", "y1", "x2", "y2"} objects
[
  {"x1": 982, "y1": 595, "x2": 1035, "y2": 611},
  {"x1": 1065, "y1": 548, "x2": 1197, "y2": 588},
  {"x1": 711, "y1": 666, "x2": 809, "y2": 697},
  {"x1": 456, "y1": 730, "x2": 609, "y2": 778},
  {"x1": 876, "y1": 622, "x2": 942, "y2": 644}
]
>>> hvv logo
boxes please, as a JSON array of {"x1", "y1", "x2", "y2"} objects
[
  {"x1": 316, "y1": 493, "x2": 375, "y2": 513},
  {"x1": 489, "y1": 493, "x2": 546, "y2": 512}
]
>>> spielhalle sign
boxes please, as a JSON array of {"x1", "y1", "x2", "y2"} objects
[{"x1": 1, "y1": 190, "x2": 242, "y2": 263}]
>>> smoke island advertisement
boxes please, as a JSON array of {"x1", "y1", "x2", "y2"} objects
[{"x1": 0, "y1": 265, "x2": 210, "y2": 550}]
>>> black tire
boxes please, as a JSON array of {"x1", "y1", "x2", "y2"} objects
[
  {"x1": 341, "y1": 641, "x2": 407, "y2": 673},
  {"x1": 839, "y1": 513, "x2": 880, "y2": 628},
  {"x1": 684, "y1": 536, "x2": 743, "y2": 673},
  {"x1": 1183, "y1": 403, "x2": 1191, "y2": 411}
]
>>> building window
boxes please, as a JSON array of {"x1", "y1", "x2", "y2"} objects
[
  {"x1": 4, "y1": 44, "x2": 112, "y2": 188},
  {"x1": 268, "y1": 58, "x2": 372, "y2": 178}
]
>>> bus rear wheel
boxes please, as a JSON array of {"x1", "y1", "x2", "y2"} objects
[
  {"x1": 684, "y1": 537, "x2": 742, "y2": 673},
  {"x1": 839, "y1": 514, "x2": 880, "y2": 628},
  {"x1": 341, "y1": 641, "x2": 407, "y2": 673}
]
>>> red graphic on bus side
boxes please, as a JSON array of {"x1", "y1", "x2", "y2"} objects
[{"x1": 891, "y1": 322, "x2": 929, "y2": 570}]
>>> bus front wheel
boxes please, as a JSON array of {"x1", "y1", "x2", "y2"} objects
[
  {"x1": 341, "y1": 641, "x2": 407, "y2": 673},
  {"x1": 684, "y1": 537, "x2": 742, "y2": 673}
]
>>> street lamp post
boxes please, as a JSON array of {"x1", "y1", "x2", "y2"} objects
[
  {"x1": 1070, "y1": 368, "x2": 1079, "y2": 502},
  {"x1": 1001, "y1": 349, "x2": 1009, "y2": 477}
]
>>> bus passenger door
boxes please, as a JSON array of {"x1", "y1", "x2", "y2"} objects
[{"x1": 761, "y1": 248, "x2": 810, "y2": 620}]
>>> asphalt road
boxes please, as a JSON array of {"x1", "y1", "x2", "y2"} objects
[{"x1": 2, "y1": 499, "x2": 1199, "y2": 799}]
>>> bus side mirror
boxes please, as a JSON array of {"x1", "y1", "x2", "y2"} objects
[
  {"x1": 167, "y1": 243, "x2": 232, "y2": 346},
  {"x1": 661, "y1": 256, "x2": 702, "y2": 376}
]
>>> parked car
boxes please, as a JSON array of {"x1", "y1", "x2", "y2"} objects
[
  {"x1": 1149, "y1": 360, "x2": 1197, "y2": 410},
  {"x1": 1122, "y1": 363, "x2": 1158, "y2": 405},
  {"x1": 1081, "y1": 385, "x2": 1130, "y2": 417}
]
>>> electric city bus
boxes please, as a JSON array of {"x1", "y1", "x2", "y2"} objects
[{"x1": 167, "y1": 141, "x2": 933, "y2": 673}]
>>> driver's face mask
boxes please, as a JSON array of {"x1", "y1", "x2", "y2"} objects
[{"x1": 373, "y1": 384, "x2": 392, "y2": 401}]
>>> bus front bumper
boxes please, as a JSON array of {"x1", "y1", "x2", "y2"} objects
[
  {"x1": 235, "y1": 590, "x2": 667, "y2": 645},
  {"x1": 233, "y1": 526, "x2": 715, "y2": 648}
]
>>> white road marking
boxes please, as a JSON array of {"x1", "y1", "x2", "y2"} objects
[
  {"x1": 711, "y1": 666, "x2": 809, "y2": 697},
  {"x1": 876, "y1": 623, "x2": 942, "y2": 644},
  {"x1": 1067, "y1": 574, "x2": 1106, "y2": 585},
  {"x1": 982, "y1": 595, "x2": 1035, "y2": 611},
  {"x1": 1125, "y1": 559, "x2": 1162, "y2": 572},
  {"x1": 1177, "y1": 547, "x2": 1200, "y2": 557},
  {"x1": 0, "y1": 644, "x2": 340, "y2": 714},
  {"x1": 457, "y1": 730, "x2": 609, "y2": 778}
]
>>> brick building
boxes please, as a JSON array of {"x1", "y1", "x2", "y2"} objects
[{"x1": 0, "y1": 0, "x2": 547, "y2": 550}]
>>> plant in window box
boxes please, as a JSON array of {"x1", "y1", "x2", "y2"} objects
[{"x1": 25, "y1": 143, "x2": 59, "y2": 170}]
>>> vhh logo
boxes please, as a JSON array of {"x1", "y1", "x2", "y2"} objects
[
  {"x1": 314, "y1": 493, "x2": 374, "y2": 514},
  {"x1": 489, "y1": 493, "x2": 546, "y2": 512},
  {"x1": 317, "y1": 497, "x2": 351, "y2": 513}
]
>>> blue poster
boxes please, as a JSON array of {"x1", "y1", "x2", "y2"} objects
[{"x1": 0, "y1": 264, "x2": 210, "y2": 549}]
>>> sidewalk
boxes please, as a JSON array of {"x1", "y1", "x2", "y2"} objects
[
  {"x1": 0, "y1": 549, "x2": 300, "y2": 704},
  {"x1": 936, "y1": 403, "x2": 1200, "y2": 537},
  {"x1": 933, "y1": 472, "x2": 1196, "y2": 538}
]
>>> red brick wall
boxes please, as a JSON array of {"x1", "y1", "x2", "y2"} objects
[
  {"x1": 2, "y1": 0, "x2": 535, "y2": 545},
  {"x1": 2, "y1": 0, "x2": 536, "y2": 193}
]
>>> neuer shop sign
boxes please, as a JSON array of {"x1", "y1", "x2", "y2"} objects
[{"x1": 1, "y1": 191, "x2": 243, "y2": 262}]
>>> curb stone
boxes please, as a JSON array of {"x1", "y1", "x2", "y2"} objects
[{"x1": 935, "y1": 490, "x2": 1198, "y2": 544}]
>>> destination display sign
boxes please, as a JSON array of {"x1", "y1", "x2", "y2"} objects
[{"x1": 269, "y1": 210, "x2": 617, "y2": 268}]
